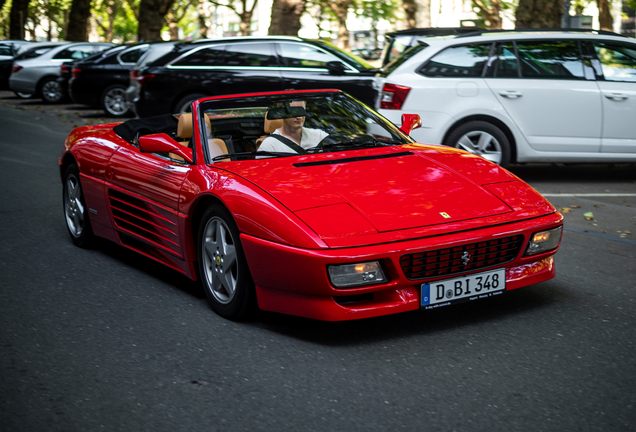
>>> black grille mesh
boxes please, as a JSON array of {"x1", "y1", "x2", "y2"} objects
[{"x1": 400, "y1": 235, "x2": 524, "y2": 280}]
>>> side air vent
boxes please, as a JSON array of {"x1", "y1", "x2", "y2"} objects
[{"x1": 108, "y1": 189, "x2": 182, "y2": 257}]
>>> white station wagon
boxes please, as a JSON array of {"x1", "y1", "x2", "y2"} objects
[{"x1": 376, "y1": 30, "x2": 636, "y2": 167}]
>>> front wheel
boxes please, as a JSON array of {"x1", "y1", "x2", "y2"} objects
[
  {"x1": 175, "y1": 93, "x2": 207, "y2": 114},
  {"x1": 40, "y1": 77, "x2": 65, "y2": 104},
  {"x1": 444, "y1": 121, "x2": 511, "y2": 168},
  {"x1": 198, "y1": 204, "x2": 256, "y2": 319},
  {"x1": 63, "y1": 164, "x2": 94, "y2": 247},
  {"x1": 101, "y1": 84, "x2": 132, "y2": 117}
]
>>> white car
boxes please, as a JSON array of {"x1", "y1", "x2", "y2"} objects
[
  {"x1": 9, "y1": 42, "x2": 113, "y2": 103},
  {"x1": 376, "y1": 30, "x2": 636, "y2": 167}
]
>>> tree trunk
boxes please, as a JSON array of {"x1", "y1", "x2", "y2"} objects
[
  {"x1": 402, "y1": 0, "x2": 417, "y2": 29},
  {"x1": 268, "y1": 0, "x2": 306, "y2": 36},
  {"x1": 197, "y1": 0, "x2": 209, "y2": 38},
  {"x1": 597, "y1": 0, "x2": 613, "y2": 31},
  {"x1": 138, "y1": 0, "x2": 176, "y2": 41},
  {"x1": 239, "y1": 10, "x2": 252, "y2": 35},
  {"x1": 515, "y1": 0, "x2": 564, "y2": 28},
  {"x1": 66, "y1": 0, "x2": 92, "y2": 41},
  {"x1": 332, "y1": 0, "x2": 350, "y2": 49},
  {"x1": 9, "y1": 0, "x2": 30, "y2": 39}
]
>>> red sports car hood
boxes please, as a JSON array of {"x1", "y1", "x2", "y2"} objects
[{"x1": 220, "y1": 148, "x2": 515, "y2": 233}]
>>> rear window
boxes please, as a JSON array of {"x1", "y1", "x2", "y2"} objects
[
  {"x1": 0, "y1": 45, "x2": 12, "y2": 56},
  {"x1": 418, "y1": 43, "x2": 492, "y2": 77},
  {"x1": 383, "y1": 43, "x2": 427, "y2": 75},
  {"x1": 16, "y1": 46, "x2": 57, "y2": 60}
]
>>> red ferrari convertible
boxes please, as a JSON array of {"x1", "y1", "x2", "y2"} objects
[{"x1": 60, "y1": 89, "x2": 563, "y2": 321}]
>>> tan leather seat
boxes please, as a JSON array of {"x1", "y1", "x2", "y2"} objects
[
  {"x1": 174, "y1": 113, "x2": 228, "y2": 161},
  {"x1": 255, "y1": 113, "x2": 283, "y2": 148}
]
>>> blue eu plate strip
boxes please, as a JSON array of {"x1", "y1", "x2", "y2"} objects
[{"x1": 421, "y1": 284, "x2": 431, "y2": 306}]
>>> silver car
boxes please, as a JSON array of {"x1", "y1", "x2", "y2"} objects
[{"x1": 9, "y1": 42, "x2": 113, "y2": 103}]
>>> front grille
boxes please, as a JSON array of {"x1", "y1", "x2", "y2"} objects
[{"x1": 400, "y1": 235, "x2": 524, "y2": 280}]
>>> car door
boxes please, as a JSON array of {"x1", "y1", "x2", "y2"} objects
[
  {"x1": 484, "y1": 39, "x2": 602, "y2": 153},
  {"x1": 589, "y1": 40, "x2": 636, "y2": 154},
  {"x1": 275, "y1": 41, "x2": 376, "y2": 106},
  {"x1": 105, "y1": 140, "x2": 191, "y2": 259}
]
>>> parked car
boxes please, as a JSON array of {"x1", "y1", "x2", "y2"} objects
[
  {"x1": 133, "y1": 37, "x2": 379, "y2": 117},
  {"x1": 123, "y1": 41, "x2": 181, "y2": 117},
  {"x1": 377, "y1": 29, "x2": 636, "y2": 167},
  {"x1": 10, "y1": 41, "x2": 113, "y2": 103},
  {"x1": 379, "y1": 27, "x2": 477, "y2": 67},
  {"x1": 67, "y1": 43, "x2": 156, "y2": 117},
  {"x1": 0, "y1": 40, "x2": 32, "y2": 91},
  {"x1": 60, "y1": 89, "x2": 563, "y2": 321}
]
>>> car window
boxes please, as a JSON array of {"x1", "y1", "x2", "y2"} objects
[
  {"x1": 515, "y1": 41, "x2": 585, "y2": 79},
  {"x1": 494, "y1": 43, "x2": 518, "y2": 77},
  {"x1": 119, "y1": 47, "x2": 148, "y2": 64},
  {"x1": 593, "y1": 42, "x2": 636, "y2": 83},
  {"x1": 16, "y1": 46, "x2": 56, "y2": 60},
  {"x1": 224, "y1": 43, "x2": 278, "y2": 67},
  {"x1": 173, "y1": 45, "x2": 226, "y2": 66},
  {"x1": 0, "y1": 45, "x2": 12, "y2": 56},
  {"x1": 278, "y1": 42, "x2": 343, "y2": 68},
  {"x1": 419, "y1": 43, "x2": 491, "y2": 78},
  {"x1": 54, "y1": 45, "x2": 98, "y2": 60},
  {"x1": 387, "y1": 35, "x2": 415, "y2": 64}
]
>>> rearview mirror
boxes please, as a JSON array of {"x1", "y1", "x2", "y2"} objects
[
  {"x1": 400, "y1": 114, "x2": 422, "y2": 136},
  {"x1": 138, "y1": 133, "x2": 193, "y2": 164}
]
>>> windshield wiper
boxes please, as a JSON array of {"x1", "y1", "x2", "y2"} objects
[
  {"x1": 307, "y1": 138, "x2": 400, "y2": 153},
  {"x1": 211, "y1": 151, "x2": 297, "y2": 162}
]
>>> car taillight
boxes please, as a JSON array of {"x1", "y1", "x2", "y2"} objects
[
  {"x1": 380, "y1": 83, "x2": 411, "y2": 110},
  {"x1": 12, "y1": 65, "x2": 22, "y2": 74},
  {"x1": 61, "y1": 64, "x2": 70, "y2": 74},
  {"x1": 72, "y1": 68, "x2": 82, "y2": 78},
  {"x1": 138, "y1": 74, "x2": 155, "y2": 87},
  {"x1": 130, "y1": 70, "x2": 139, "y2": 79}
]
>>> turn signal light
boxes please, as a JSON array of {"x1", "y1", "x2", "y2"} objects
[
  {"x1": 524, "y1": 226, "x2": 562, "y2": 256},
  {"x1": 380, "y1": 83, "x2": 411, "y2": 110},
  {"x1": 328, "y1": 261, "x2": 387, "y2": 288}
]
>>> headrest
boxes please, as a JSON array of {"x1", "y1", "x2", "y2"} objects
[
  {"x1": 264, "y1": 112, "x2": 283, "y2": 134},
  {"x1": 177, "y1": 113, "x2": 212, "y2": 139}
]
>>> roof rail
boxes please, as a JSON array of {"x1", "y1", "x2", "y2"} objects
[{"x1": 455, "y1": 28, "x2": 627, "y2": 38}]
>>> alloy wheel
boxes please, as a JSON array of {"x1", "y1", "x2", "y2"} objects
[{"x1": 202, "y1": 216, "x2": 238, "y2": 304}]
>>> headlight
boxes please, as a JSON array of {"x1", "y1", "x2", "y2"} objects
[
  {"x1": 328, "y1": 261, "x2": 387, "y2": 288},
  {"x1": 524, "y1": 226, "x2": 562, "y2": 256}
]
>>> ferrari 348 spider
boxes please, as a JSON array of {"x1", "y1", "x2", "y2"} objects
[{"x1": 60, "y1": 89, "x2": 563, "y2": 321}]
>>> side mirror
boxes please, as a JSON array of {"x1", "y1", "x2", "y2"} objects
[
  {"x1": 326, "y1": 61, "x2": 347, "y2": 75},
  {"x1": 138, "y1": 133, "x2": 193, "y2": 164},
  {"x1": 400, "y1": 114, "x2": 422, "y2": 136}
]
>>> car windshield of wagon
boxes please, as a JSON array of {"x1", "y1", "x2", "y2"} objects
[{"x1": 198, "y1": 92, "x2": 414, "y2": 163}]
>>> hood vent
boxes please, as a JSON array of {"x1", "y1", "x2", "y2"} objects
[{"x1": 293, "y1": 151, "x2": 414, "y2": 167}]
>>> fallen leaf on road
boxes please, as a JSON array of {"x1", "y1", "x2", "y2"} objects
[
  {"x1": 570, "y1": 205, "x2": 581, "y2": 208},
  {"x1": 559, "y1": 208, "x2": 572, "y2": 214},
  {"x1": 594, "y1": 204, "x2": 601, "y2": 208},
  {"x1": 583, "y1": 212, "x2": 594, "y2": 220},
  {"x1": 624, "y1": 230, "x2": 632, "y2": 235}
]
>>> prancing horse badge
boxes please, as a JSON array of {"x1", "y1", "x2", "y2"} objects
[{"x1": 439, "y1": 212, "x2": 451, "y2": 219}]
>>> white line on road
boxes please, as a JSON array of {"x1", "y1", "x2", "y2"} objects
[{"x1": 540, "y1": 193, "x2": 636, "y2": 197}]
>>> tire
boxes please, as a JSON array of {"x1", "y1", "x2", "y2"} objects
[
  {"x1": 197, "y1": 204, "x2": 256, "y2": 319},
  {"x1": 14, "y1": 91, "x2": 33, "y2": 99},
  {"x1": 444, "y1": 121, "x2": 511, "y2": 168},
  {"x1": 175, "y1": 93, "x2": 207, "y2": 114},
  {"x1": 63, "y1": 164, "x2": 94, "y2": 248},
  {"x1": 101, "y1": 84, "x2": 132, "y2": 117},
  {"x1": 40, "y1": 77, "x2": 65, "y2": 104}
]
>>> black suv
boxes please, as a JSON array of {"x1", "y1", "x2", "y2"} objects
[{"x1": 134, "y1": 37, "x2": 380, "y2": 117}]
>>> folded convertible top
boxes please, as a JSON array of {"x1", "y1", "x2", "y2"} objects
[{"x1": 113, "y1": 114, "x2": 179, "y2": 144}]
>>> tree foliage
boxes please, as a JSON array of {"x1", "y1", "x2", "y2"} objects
[{"x1": 207, "y1": 0, "x2": 258, "y2": 36}]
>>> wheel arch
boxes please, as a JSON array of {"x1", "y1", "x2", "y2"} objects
[
  {"x1": 59, "y1": 152, "x2": 78, "y2": 182},
  {"x1": 442, "y1": 115, "x2": 517, "y2": 164},
  {"x1": 36, "y1": 74, "x2": 61, "y2": 97},
  {"x1": 189, "y1": 193, "x2": 232, "y2": 253},
  {"x1": 171, "y1": 89, "x2": 209, "y2": 113}
]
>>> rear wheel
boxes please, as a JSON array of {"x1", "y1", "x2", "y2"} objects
[
  {"x1": 175, "y1": 93, "x2": 206, "y2": 114},
  {"x1": 40, "y1": 77, "x2": 64, "y2": 103},
  {"x1": 63, "y1": 164, "x2": 94, "y2": 248},
  {"x1": 445, "y1": 121, "x2": 511, "y2": 168},
  {"x1": 101, "y1": 84, "x2": 132, "y2": 117},
  {"x1": 198, "y1": 204, "x2": 256, "y2": 319}
]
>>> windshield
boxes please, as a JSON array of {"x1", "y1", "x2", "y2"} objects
[{"x1": 198, "y1": 91, "x2": 413, "y2": 163}]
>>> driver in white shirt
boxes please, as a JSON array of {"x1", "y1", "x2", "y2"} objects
[{"x1": 259, "y1": 101, "x2": 328, "y2": 153}]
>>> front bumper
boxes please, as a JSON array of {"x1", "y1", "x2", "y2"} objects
[{"x1": 241, "y1": 212, "x2": 562, "y2": 321}]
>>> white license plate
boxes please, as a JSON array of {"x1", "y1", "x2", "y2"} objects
[{"x1": 421, "y1": 268, "x2": 506, "y2": 309}]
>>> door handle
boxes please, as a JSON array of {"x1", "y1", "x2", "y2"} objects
[
  {"x1": 499, "y1": 90, "x2": 523, "y2": 98},
  {"x1": 604, "y1": 92, "x2": 628, "y2": 101}
]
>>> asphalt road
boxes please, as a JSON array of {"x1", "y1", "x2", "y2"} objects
[{"x1": 1, "y1": 93, "x2": 635, "y2": 431}]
